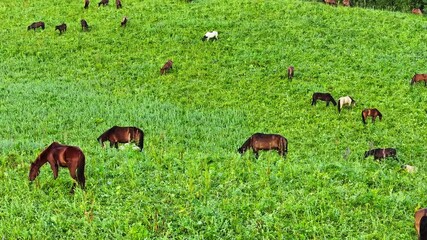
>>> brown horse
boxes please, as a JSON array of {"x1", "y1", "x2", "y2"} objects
[
  {"x1": 84, "y1": 0, "x2": 90, "y2": 8},
  {"x1": 98, "y1": 0, "x2": 109, "y2": 6},
  {"x1": 238, "y1": 133, "x2": 288, "y2": 159},
  {"x1": 415, "y1": 208, "x2": 427, "y2": 240},
  {"x1": 361, "y1": 108, "x2": 382, "y2": 124},
  {"x1": 81, "y1": 19, "x2": 89, "y2": 31},
  {"x1": 364, "y1": 148, "x2": 397, "y2": 161},
  {"x1": 342, "y1": 0, "x2": 351, "y2": 6},
  {"x1": 324, "y1": 0, "x2": 337, "y2": 6},
  {"x1": 411, "y1": 73, "x2": 427, "y2": 86},
  {"x1": 55, "y1": 23, "x2": 67, "y2": 34},
  {"x1": 412, "y1": 6, "x2": 424, "y2": 15},
  {"x1": 29, "y1": 142, "x2": 86, "y2": 194},
  {"x1": 97, "y1": 126, "x2": 144, "y2": 151},
  {"x1": 116, "y1": 0, "x2": 122, "y2": 8},
  {"x1": 121, "y1": 16, "x2": 128, "y2": 27},
  {"x1": 311, "y1": 92, "x2": 337, "y2": 106},
  {"x1": 160, "y1": 60, "x2": 173, "y2": 75},
  {"x1": 28, "y1": 21, "x2": 45, "y2": 31},
  {"x1": 287, "y1": 66, "x2": 294, "y2": 80}
]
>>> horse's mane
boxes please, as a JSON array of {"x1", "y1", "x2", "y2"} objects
[{"x1": 34, "y1": 142, "x2": 61, "y2": 164}]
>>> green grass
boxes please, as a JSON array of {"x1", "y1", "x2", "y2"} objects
[{"x1": 0, "y1": 0, "x2": 427, "y2": 238}]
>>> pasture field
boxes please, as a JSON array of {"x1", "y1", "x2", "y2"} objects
[{"x1": 0, "y1": 0, "x2": 427, "y2": 238}]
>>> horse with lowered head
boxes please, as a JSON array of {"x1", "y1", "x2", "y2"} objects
[
  {"x1": 312, "y1": 92, "x2": 337, "y2": 106},
  {"x1": 415, "y1": 208, "x2": 427, "y2": 240},
  {"x1": 160, "y1": 60, "x2": 173, "y2": 75},
  {"x1": 361, "y1": 108, "x2": 382, "y2": 124},
  {"x1": 97, "y1": 126, "x2": 144, "y2": 151},
  {"x1": 238, "y1": 133, "x2": 288, "y2": 159},
  {"x1": 364, "y1": 148, "x2": 397, "y2": 161},
  {"x1": 28, "y1": 21, "x2": 45, "y2": 31},
  {"x1": 287, "y1": 66, "x2": 294, "y2": 80},
  {"x1": 337, "y1": 96, "x2": 355, "y2": 113},
  {"x1": 411, "y1": 73, "x2": 427, "y2": 86},
  {"x1": 29, "y1": 142, "x2": 86, "y2": 194}
]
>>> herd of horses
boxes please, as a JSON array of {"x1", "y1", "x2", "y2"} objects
[{"x1": 25, "y1": 0, "x2": 427, "y2": 238}]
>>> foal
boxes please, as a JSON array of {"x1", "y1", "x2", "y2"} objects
[
  {"x1": 238, "y1": 133, "x2": 288, "y2": 159},
  {"x1": 287, "y1": 66, "x2": 294, "y2": 80},
  {"x1": 160, "y1": 60, "x2": 173, "y2": 75},
  {"x1": 364, "y1": 148, "x2": 397, "y2": 161},
  {"x1": 361, "y1": 108, "x2": 382, "y2": 124}
]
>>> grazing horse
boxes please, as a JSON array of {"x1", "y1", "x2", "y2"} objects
[
  {"x1": 27, "y1": 21, "x2": 45, "y2": 31},
  {"x1": 411, "y1": 73, "x2": 427, "y2": 86},
  {"x1": 160, "y1": 60, "x2": 173, "y2": 75},
  {"x1": 361, "y1": 108, "x2": 382, "y2": 124},
  {"x1": 97, "y1": 126, "x2": 144, "y2": 151},
  {"x1": 55, "y1": 23, "x2": 67, "y2": 34},
  {"x1": 202, "y1": 31, "x2": 218, "y2": 41},
  {"x1": 98, "y1": 0, "x2": 109, "y2": 7},
  {"x1": 29, "y1": 142, "x2": 86, "y2": 194},
  {"x1": 238, "y1": 133, "x2": 288, "y2": 159},
  {"x1": 337, "y1": 96, "x2": 355, "y2": 113},
  {"x1": 81, "y1": 19, "x2": 89, "y2": 31},
  {"x1": 364, "y1": 148, "x2": 397, "y2": 161},
  {"x1": 324, "y1": 0, "x2": 337, "y2": 6},
  {"x1": 311, "y1": 92, "x2": 337, "y2": 106},
  {"x1": 84, "y1": 0, "x2": 90, "y2": 8},
  {"x1": 121, "y1": 16, "x2": 128, "y2": 27},
  {"x1": 342, "y1": 0, "x2": 351, "y2": 6},
  {"x1": 412, "y1": 5, "x2": 424, "y2": 15},
  {"x1": 116, "y1": 0, "x2": 122, "y2": 8},
  {"x1": 287, "y1": 66, "x2": 294, "y2": 80},
  {"x1": 415, "y1": 208, "x2": 427, "y2": 240}
]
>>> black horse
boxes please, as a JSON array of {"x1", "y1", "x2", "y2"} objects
[
  {"x1": 28, "y1": 21, "x2": 45, "y2": 31},
  {"x1": 364, "y1": 148, "x2": 397, "y2": 161},
  {"x1": 55, "y1": 23, "x2": 67, "y2": 34},
  {"x1": 311, "y1": 92, "x2": 337, "y2": 106}
]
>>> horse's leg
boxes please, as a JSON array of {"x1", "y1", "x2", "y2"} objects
[
  {"x1": 48, "y1": 159, "x2": 59, "y2": 179},
  {"x1": 372, "y1": 116, "x2": 376, "y2": 123},
  {"x1": 115, "y1": 142, "x2": 119, "y2": 149},
  {"x1": 254, "y1": 151, "x2": 259, "y2": 159},
  {"x1": 68, "y1": 166, "x2": 78, "y2": 194},
  {"x1": 326, "y1": 101, "x2": 330, "y2": 106},
  {"x1": 311, "y1": 99, "x2": 316, "y2": 106}
]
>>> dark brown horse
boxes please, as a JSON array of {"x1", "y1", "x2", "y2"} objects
[
  {"x1": 98, "y1": 0, "x2": 109, "y2": 7},
  {"x1": 415, "y1": 208, "x2": 427, "y2": 240},
  {"x1": 324, "y1": 0, "x2": 337, "y2": 6},
  {"x1": 311, "y1": 92, "x2": 337, "y2": 106},
  {"x1": 116, "y1": 0, "x2": 122, "y2": 8},
  {"x1": 238, "y1": 133, "x2": 288, "y2": 159},
  {"x1": 121, "y1": 16, "x2": 128, "y2": 27},
  {"x1": 160, "y1": 60, "x2": 173, "y2": 75},
  {"x1": 29, "y1": 142, "x2": 86, "y2": 194},
  {"x1": 55, "y1": 23, "x2": 67, "y2": 34},
  {"x1": 361, "y1": 108, "x2": 382, "y2": 124},
  {"x1": 287, "y1": 66, "x2": 294, "y2": 80},
  {"x1": 81, "y1": 19, "x2": 89, "y2": 31},
  {"x1": 411, "y1": 73, "x2": 427, "y2": 86},
  {"x1": 97, "y1": 126, "x2": 144, "y2": 151},
  {"x1": 364, "y1": 148, "x2": 397, "y2": 161},
  {"x1": 27, "y1": 21, "x2": 45, "y2": 31},
  {"x1": 84, "y1": 0, "x2": 90, "y2": 8}
]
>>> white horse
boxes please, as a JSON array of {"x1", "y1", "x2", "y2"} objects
[
  {"x1": 202, "y1": 31, "x2": 218, "y2": 41},
  {"x1": 337, "y1": 96, "x2": 355, "y2": 113}
]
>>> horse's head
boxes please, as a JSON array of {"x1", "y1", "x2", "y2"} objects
[
  {"x1": 237, "y1": 146, "x2": 245, "y2": 155},
  {"x1": 29, "y1": 162, "x2": 40, "y2": 181},
  {"x1": 364, "y1": 151, "x2": 370, "y2": 158},
  {"x1": 97, "y1": 136, "x2": 105, "y2": 147}
]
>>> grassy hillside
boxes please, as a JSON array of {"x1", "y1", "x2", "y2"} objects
[{"x1": 0, "y1": 0, "x2": 427, "y2": 238}]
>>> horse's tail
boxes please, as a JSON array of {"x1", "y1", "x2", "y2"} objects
[
  {"x1": 337, "y1": 99, "x2": 341, "y2": 113},
  {"x1": 77, "y1": 153, "x2": 86, "y2": 189},
  {"x1": 137, "y1": 128, "x2": 144, "y2": 152},
  {"x1": 378, "y1": 110, "x2": 383, "y2": 120},
  {"x1": 283, "y1": 137, "x2": 288, "y2": 156},
  {"x1": 362, "y1": 110, "x2": 366, "y2": 124}
]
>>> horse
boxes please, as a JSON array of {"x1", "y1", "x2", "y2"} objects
[
  {"x1": 311, "y1": 92, "x2": 337, "y2": 106},
  {"x1": 84, "y1": 0, "x2": 89, "y2": 8},
  {"x1": 97, "y1": 126, "x2": 144, "y2": 151},
  {"x1": 342, "y1": 0, "x2": 351, "y2": 6},
  {"x1": 81, "y1": 19, "x2": 89, "y2": 31},
  {"x1": 116, "y1": 0, "x2": 122, "y2": 8},
  {"x1": 160, "y1": 60, "x2": 173, "y2": 75},
  {"x1": 412, "y1": 5, "x2": 424, "y2": 15},
  {"x1": 324, "y1": 0, "x2": 337, "y2": 6},
  {"x1": 411, "y1": 73, "x2": 427, "y2": 86},
  {"x1": 287, "y1": 66, "x2": 294, "y2": 80},
  {"x1": 364, "y1": 148, "x2": 397, "y2": 161},
  {"x1": 55, "y1": 23, "x2": 67, "y2": 34},
  {"x1": 361, "y1": 108, "x2": 382, "y2": 124},
  {"x1": 27, "y1": 21, "x2": 45, "y2": 31},
  {"x1": 401, "y1": 164, "x2": 417, "y2": 173},
  {"x1": 29, "y1": 142, "x2": 86, "y2": 194},
  {"x1": 121, "y1": 16, "x2": 128, "y2": 27},
  {"x1": 415, "y1": 208, "x2": 427, "y2": 240},
  {"x1": 238, "y1": 133, "x2": 288, "y2": 159},
  {"x1": 337, "y1": 96, "x2": 355, "y2": 113},
  {"x1": 98, "y1": 0, "x2": 109, "y2": 7},
  {"x1": 202, "y1": 31, "x2": 218, "y2": 41}
]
